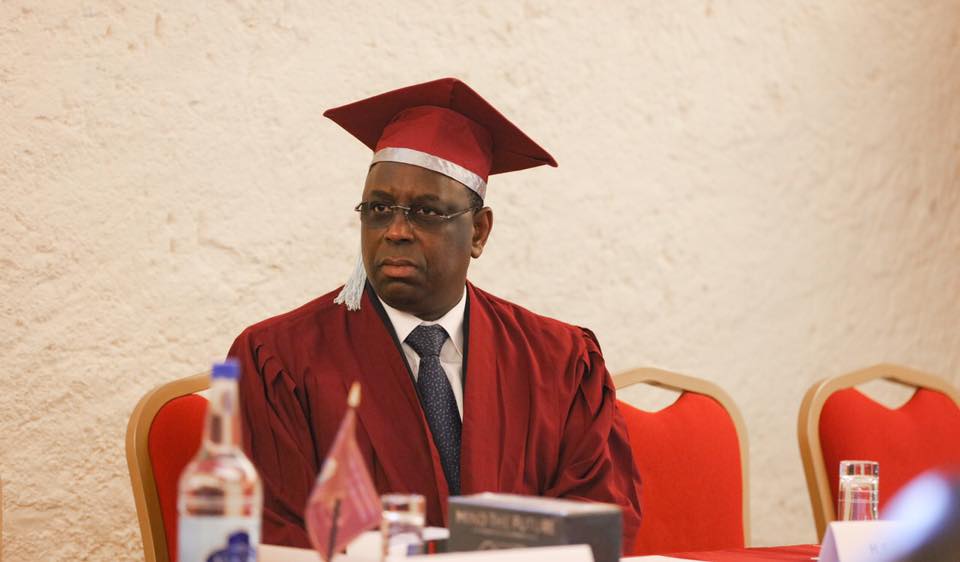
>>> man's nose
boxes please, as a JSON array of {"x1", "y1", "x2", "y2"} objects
[{"x1": 383, "y1": 209, "x2": 415, "y2": 241}]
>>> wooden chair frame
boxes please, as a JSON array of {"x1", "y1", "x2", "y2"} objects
[
  {"x1": 797, "y1": 363, "x2": 960, "y2": 540},
  {"x1": 126, "y1": 373, "x2": 209, "y2": 562},
  {"x1": 614, "y1": 367, "x2": 751, "y2": 546}
]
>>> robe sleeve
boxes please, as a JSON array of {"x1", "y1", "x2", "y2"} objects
[
  {"x1": 542, "y1": 328, "x2": 643, "y2": 549},
  {"x1": 229, "y1": 328, "x2": 318, "y2": 548}
]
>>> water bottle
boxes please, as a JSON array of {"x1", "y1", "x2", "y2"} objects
[{"x1": 178, "y1": 359, "x2": 263, "y2": 562}]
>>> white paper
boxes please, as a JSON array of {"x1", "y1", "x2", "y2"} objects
[
  {"x1": 259, "y1": 536, "x2": 588, "y2": 562},
  {"x1": 343, "y1": 530, "x2": 381, "y2": 559},
  {"x1": 620, "y1": 555, "x2": 696, "y2": 562},
  {"x1": 258, "y1": 544, "x2": 322, "y2": 562},
  {"x1": 344, "y1": 527, "x2": 451, "y2": 559},
  {"x1": 259, "y1": 543, "x2": 384, "y2": 562},
  {"x1": 819, "y1": 520, "x2": 905, "y2": 562},
  {"x1": 402, "y1": 544, "x2": 593, "y2": 562}
]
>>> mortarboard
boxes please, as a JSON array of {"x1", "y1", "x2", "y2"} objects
[
  {"x1": 326, "y1": 77, "x2": 557, "y2": 311},
  {"x1": 323, "y1": 77, "x2": 557, "y2": 200}
]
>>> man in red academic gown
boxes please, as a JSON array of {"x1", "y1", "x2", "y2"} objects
[{"x1": 228, "y1": 78, "x2": 642, "y2": 550}]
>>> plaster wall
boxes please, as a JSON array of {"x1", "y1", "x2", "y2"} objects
[{"x1": 1, "y1": 1, "x2": 958, "y2": 560}]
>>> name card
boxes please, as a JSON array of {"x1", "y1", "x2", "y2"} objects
[{"x1": 819, "y1": 520, "x2": 906, "y2": 562}]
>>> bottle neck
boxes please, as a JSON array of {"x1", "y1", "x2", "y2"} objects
[{"x1": 202, "y1": 377, "x2": 242, "y2": 453}]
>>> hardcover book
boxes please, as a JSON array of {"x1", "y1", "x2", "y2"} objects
[{"x1": 448, "y1": 493, "x2": 622, "y2": 562}]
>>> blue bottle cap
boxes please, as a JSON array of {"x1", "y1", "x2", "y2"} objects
[{"x1": 211, "y1": 358, "x2": 241, "y2": 380}]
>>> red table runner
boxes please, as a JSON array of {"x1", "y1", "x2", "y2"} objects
[{"x1": 668, "y1": 544, "x2": 820, "y2": 561}]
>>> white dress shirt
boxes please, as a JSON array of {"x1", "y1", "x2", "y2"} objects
[{"x1": 377, "y1": 290, "x2": 466, "y2": 420}]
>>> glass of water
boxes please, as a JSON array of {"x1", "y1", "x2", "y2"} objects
[
  {"x1": 380, "y1": 493, "x2": 425, "y2": 559},
  {"x1": 837, "y1": 460, "x2": 879, "y2": 521}
]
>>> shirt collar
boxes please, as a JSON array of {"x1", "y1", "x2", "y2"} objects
[{"x1": 377, "y1": 288, "x2": 466, "y2": 356}]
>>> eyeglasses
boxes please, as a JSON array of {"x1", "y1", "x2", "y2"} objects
[{"x1": 354, "y1": 201, "x2": 478, "y2": 229}]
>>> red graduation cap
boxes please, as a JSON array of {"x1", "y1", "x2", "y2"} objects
[{"x1": 323, "y1": 77, "x2": 557, "y2": 199}]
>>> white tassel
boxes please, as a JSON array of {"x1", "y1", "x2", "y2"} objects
[{"x1": 334, "y1": 253, "x2": 367, "y2": 311}]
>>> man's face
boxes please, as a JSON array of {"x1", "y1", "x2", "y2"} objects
[{"x1": 360, "y1": 161, "x2": 493, "y2": 321}]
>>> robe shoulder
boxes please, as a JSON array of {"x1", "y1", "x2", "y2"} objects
[
  {"x1": 470, "y1": 284, "x2": 604, "y2": 360},
  {"x1": 236, "y1": 286, "x2": 343, "y2": 340},
  {"x1": 228, "y1": 286, "x2": 346, "y2": 384}
]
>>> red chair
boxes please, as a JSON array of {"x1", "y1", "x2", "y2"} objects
[
  {"x1": 798, "y1": 364, "x2": 960, "y2": 540},
  {"x1": 615, "y1": 367, "x2": 750, "y2": 555},
  {"x1": 126, "y1": 373, "x2": 209, "y2": 562}
]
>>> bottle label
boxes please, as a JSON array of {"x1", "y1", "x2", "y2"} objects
[{"x1": 178, "y1": 515, "x2": 260, "y2": 562}]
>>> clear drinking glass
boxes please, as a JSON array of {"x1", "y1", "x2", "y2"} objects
[
  {"x1": 380, "y1": 493, "x2": 425, "y2": 560},
  {"x1": 838, "y1": 460, "x2": 879, "y2": 521}
]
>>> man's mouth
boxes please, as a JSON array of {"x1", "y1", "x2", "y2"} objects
[{"x1": 378, "y1": 258, "x2": 419, "y2": 278}]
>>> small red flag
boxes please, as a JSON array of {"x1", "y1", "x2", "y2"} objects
[{"x1": 305, "y1": 383, "x2": 382, "y2": 561}]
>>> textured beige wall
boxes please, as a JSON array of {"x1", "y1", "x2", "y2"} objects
[{"x1": 2, "y1": 1, "x2": 959, "y2": 560}]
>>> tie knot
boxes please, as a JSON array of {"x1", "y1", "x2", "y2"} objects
[{"x1": 405, "y1": 324, "x2": 448, "y2": 358}]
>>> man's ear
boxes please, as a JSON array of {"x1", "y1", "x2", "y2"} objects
[{"x1": 471, "y1": 207, "x2": 493, "y2": 258}]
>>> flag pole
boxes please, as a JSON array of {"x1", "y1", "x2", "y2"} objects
[
  {"x1": 326, "y1": 498, "x2": 342, "y2": 561},
  {"x1": 324, "y1": 383, "x2": 361, "y2": 561}
]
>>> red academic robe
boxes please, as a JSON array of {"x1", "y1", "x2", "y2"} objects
[{"x1": 228, "y1": 282, "x2": 642, "y2": 549}]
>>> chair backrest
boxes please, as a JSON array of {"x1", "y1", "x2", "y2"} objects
[
  {"x1": 126, "y1": 373, "x2": 210, "y2": 562},
  {"x1": 615, "y1": 367, "x2": 750, "y2": 555},
  {"x1": 798, "y1": 363, "x2": 960, "y2": 540}
]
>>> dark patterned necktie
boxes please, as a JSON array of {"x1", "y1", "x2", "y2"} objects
[{"x1": 405, "y1": 324, "x2": 461, "y2": 495}]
